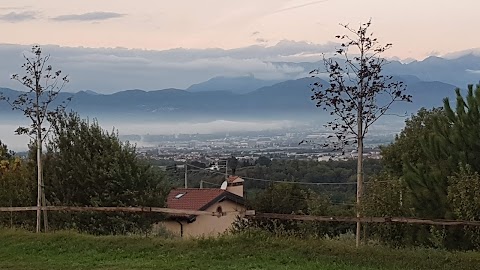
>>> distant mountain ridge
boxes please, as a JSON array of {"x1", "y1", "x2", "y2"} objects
[
  {"x1": 273, "y1": 54, "x2": 480, "y2": 88},
  {"x1": 187, "y1": 75, "x2": 280, "y2": 94},
  {"x1": 0, "y1": 76, "x2": 458, "y2": 122}
]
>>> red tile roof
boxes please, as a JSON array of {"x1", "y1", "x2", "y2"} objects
[{"x1": 166, "y1": 188, "x2": 227, "y2": 211}]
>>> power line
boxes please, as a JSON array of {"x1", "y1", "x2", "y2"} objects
[
  {"x1": 243, "y1": 177, "x2": 356, "y2": 186},
  {"x1": 186, "y1": 163, "x2": 399, "y2": 187},
  {"x1": 201, "y1": 180, "x2": 221, "y2": 187},
  {"x1": 187, "y1": 163, "x2": 351, "y2": 186}
]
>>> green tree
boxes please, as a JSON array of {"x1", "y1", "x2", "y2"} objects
[
  {"x1": 43, "y1": 112, "x2": 170, "y2": 234},
  {"x1": 363, "y1": 173, "x2": 415, "y2": 247},
  {"x1": 379, "y1": 84, "x2": 480, "y2": 249},
  {"x1": 404, "y1": 85, "x2": 480, "y2": 219},
  {"x1": 228, "y1": 156, "x2": 238, "y2": 175},
  {"x1": 0, "y1": 141, "x2": 35, "y2": 228},
  {"x1": 381, "y1": 107, "x2": 445, "y2": 177},
  {"x1": 252, "y1": 183, "x2": 309, "y2": 214},
  {"x1": 447, "y1": 165, "x2": 480, "y2": 249},
  {"x1": 255, "y1": 156, "x2": 271, "y2": 167}
]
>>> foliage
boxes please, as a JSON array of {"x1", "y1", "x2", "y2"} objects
[
  {"x1": 163, "y1": 158, "x2": 382, "y2": 205},
  {"x1": 311, "y1": 20, "x2": 411, "y2": 149},
  {"x1": 381, "y1": 107, "x2": 445, "y2": 177},
  {"x1": 251, "y1": 183, "x2": 310, "y2": 214},
  {"x1": 403, "y1": 85, "x2": 480, "y2": 219},
  {"x1": 236, "y1": 182, "x2": 354, "y2": 238},
  {"x1": 0, "y1": 45, "x2": 70, "y2": 138},
  {"x1": 255, "y1": 156, "x2": 271, "y2": 167},
  {"x1": 42, "y1": 112, "x2": 170, "y2": 234},
  {"x1": 378, "y1": 85, "x2": 480, "y2": 249},
  {"x1": 0, "y1": 141, "x2": 35, "y2": 229},
  {"x1": 448, "y1": 164, "x2": 480, "y2": 249},
  {"x1": 362, "y1": 173, "x2": 416, "y2": 247},
  {"x1": 227, "y1": 156, "x2": 238, "y2": 174}
]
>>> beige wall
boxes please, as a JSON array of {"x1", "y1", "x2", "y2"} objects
[
  {"x1": 159, "y1": 200, "x2": 245, "y2": 238},
  {"x1": 226, "y1": 184, "x2": 243, "y2": 197}
]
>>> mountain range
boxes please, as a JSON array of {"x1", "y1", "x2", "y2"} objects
[
  {"x1": 0, "y1": 74, "x2": 459, "y2": 123},
  {"x1": 274, "y1": 53, "x2": 480, "y2": 88},
  {"x1": 3, "y1": 53, "x2": 479, "y2": 123}
]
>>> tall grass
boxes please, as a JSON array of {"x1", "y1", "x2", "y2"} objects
[{"x1": 1, "y1": 228, "x2": 479, "y2": 270}]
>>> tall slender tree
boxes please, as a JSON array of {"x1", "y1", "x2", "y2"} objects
[
  {"x1": 0, "y1": 45, "x2": 70, "y2": 233},
  {"x1": 310, "y1": 20, "x2": 411, "y2": 247}
]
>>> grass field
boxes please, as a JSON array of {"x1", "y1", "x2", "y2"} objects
[{"x1": 1, "y1": 229, "x2": 480, "y2": 270}]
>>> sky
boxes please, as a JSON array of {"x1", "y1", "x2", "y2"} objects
[
  {"x1": 0, "y1": 0, "x2": 478, "y2": 92},
  {"x1": 1, "y1": 0, "x2": 478, "y2": 59}
]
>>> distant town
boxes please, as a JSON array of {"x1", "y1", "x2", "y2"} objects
[{"x1": 125, "y1": 128, "x2": 396, "y2": 166}]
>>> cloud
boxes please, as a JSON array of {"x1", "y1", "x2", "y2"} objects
[
  {"x1": 442, "y1": 48, "x2": 480, "y2": 59},
  {"x1": 0, "y1": 6, "x2": 30, "y2": 11},
  {"x1": 251, "y1": 31, "x2": 260, "y2": 36},
  {"x1": 256, "y1": 38, "x2": 268, "y2": 43},
  {"x1": 0, "y1": 41, "x2": 333, "y2": 93},
  {"x1": 51, "y1": 12, "x2": 125, "y2": 22},
  {"x1": 0, "y1": 11, "x2": 37, "y2": 22},
  {"x1": 466, "y1": 69, "x2": 480, "y2": 74}
]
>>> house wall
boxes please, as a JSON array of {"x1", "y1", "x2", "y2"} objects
[
  {"x1": 226, "y1": 184, "x2": 243, "y2": 197},
  {"x1": 159, "y1": 200, "x2": 245, "y2": 238}
]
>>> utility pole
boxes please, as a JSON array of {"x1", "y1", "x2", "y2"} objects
[
  {"x1": 184, "y1": 163, "x2": 188, "y2": 188},
  {"x1": 200, "y1": 180, "x2": 203, "y2": 189},
  {"x1": 225, "y1": 159, "x2": 228, "y2": 180}
]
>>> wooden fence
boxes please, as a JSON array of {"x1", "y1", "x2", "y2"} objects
[
  {"x1": 0, "y1": 206, "x2": 254, "y2": 217},
  {"x1": 246, "y1": 212, "x2": 480, "y2": 227},
  {"x1": 1, "y1": 206, "x2": 480, "y2": 227}
]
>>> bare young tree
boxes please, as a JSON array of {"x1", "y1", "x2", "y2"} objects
[
  {"x1": 310, "y1": 20, "x2": 411, "y2": 247},
  {"x1": 0, "y1": 45, "x2": 70, "y2": 233}
]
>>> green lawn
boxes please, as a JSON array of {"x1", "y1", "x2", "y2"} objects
[{"x1": 0, "y1": 229, "x2": 479, "y2": 270}]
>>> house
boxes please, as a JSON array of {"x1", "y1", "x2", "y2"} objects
[{"x1": 158, "y1": 176, "x2": 246, "y2": 237}]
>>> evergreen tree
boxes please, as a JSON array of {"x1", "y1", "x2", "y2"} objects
[{"x1": 404, "y1": 84, "x2": 480, "y2": 219}]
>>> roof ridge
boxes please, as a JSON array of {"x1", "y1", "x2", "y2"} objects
[{"x1": 173, "y1": 188, "x2": 223, "y2": 191}]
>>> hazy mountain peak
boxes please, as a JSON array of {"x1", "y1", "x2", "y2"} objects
[
  {"x1": 186, "y1": 75, "x2": 281, "y2": 94},
  {"x1": 77, "y1": 90, "x2": 101, "y2": 95}
]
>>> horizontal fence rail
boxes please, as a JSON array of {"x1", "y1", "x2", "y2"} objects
[
  {"x1": 0, "y1": 206, "x2": 254, "y2": 217},
  {"x1": 2, "y1": 206, "x2": 480, "y2": 227},
  {"x1": 245, "y1": 212, "x2": 480, "y2": 227}
]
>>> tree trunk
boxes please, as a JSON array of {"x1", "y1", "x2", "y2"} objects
[
  {"x1": 36, "y1": 133, "x2": 42, "y2": 233},
  {"x1": 37, "y1": 127, "x2": 48, "y2": 232},
  {"x1": 356, "y1": 134, "x2": 364, "y2": 248},
  {"x1": 42, "y1": 178, "x2": 48, "y2": 232}
]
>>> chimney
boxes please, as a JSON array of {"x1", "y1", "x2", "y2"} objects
[{"x1": 226, "y1": 176, "x2": 244, "y2": 197}]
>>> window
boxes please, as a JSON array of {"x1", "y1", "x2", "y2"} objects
[{"x1": 175, "y1": 193, "x2": 185, "y2": 199}]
